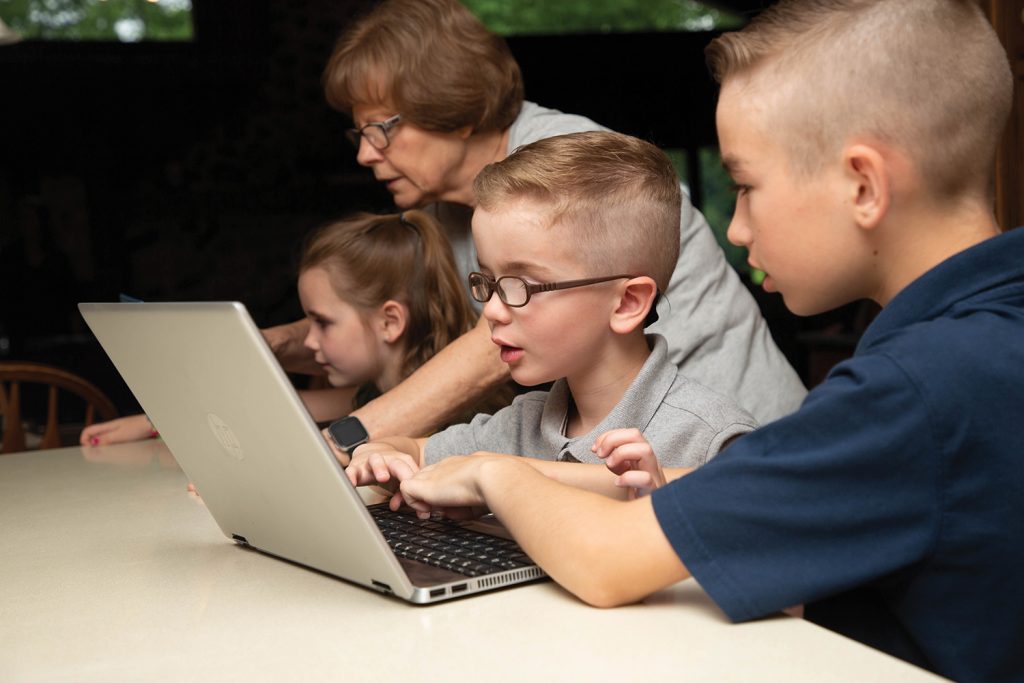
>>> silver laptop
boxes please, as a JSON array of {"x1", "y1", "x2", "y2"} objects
[{"x1": 79, "y1": 301, "x2": 545, "y2": 603}]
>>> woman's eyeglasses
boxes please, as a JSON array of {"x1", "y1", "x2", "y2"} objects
[
  {"x1": 468, "y1": 271, "x2": 634, "y2": 308},
  {"x1": 345, "y1": 114, "x2": 402, "y2": 150}
]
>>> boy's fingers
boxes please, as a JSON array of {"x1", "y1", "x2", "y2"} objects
[
  {"x1": 369, "y1": 453, "x2": 392, "y2": 483},
  {"x1": 593, "y1": 428, "x2": 645, "y2": 457},
  {"x1": 615, "y1": 470, "x2": 655, "y2": 489},
  {"x1": 604, "y1": 442, "x2": 654, "y2": 473},
  {"x1": 388, "y1": 458, "x2": 417, "y2": 483}
]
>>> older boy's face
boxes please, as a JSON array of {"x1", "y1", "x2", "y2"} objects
[
  {"x1": 717, "y1": 79, "x2": 870, "y2": 316},
  {"x1": 471, "y1": 201, "x2": 620, "y2": 387}
]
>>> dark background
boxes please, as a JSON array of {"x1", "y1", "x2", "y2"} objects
[{"x1": 1, "y1": 0, "x2": 827, "y2": 419}]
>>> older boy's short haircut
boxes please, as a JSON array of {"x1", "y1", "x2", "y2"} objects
[
  {"x1": 706, "y1": 0, "x2": 1013, "y2": 201},
  {"x1": 323, "y1": 0, "x2": 523, "y2": 134},
  {"x1": 474, "y1": 131, "x2": 682, "y2": 292}
]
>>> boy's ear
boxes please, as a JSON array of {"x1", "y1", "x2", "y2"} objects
[
  {"x1": 610, "y1": 277, "x2": 658, "y2": 335},
  {"x1": 844, "y1": 143, "x2": 891, "y2": 230},
  {"x1": 376, "y1": 300, "x2": 408, "y2": 344}
]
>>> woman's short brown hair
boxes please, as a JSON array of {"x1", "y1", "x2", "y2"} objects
[{"x1": 323, "y1": 0, "x2": 524, "y2": 134}]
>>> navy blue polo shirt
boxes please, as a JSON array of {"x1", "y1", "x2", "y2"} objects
[{"x1": 653, "y1": 228, "x2": 1024, "y2": 681}]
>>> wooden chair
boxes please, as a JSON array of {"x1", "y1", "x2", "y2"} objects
[{"x1": 0, "y1": 361, "x2": 118, "y2": 454}]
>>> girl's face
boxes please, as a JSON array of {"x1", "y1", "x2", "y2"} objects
[{"x1": 298, "y1": 266, "x2": 387, "y2": 389}]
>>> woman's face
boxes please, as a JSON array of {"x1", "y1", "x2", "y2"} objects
[{"x1": 351, "y1": 103, "x2": 473, "y2": 208}]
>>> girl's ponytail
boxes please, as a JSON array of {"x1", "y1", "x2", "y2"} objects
[{"x1": 397, "y1": 209, "x2": 477, "y2": 378}]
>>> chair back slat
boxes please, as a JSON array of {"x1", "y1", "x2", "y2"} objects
[
  {"x1": 1, "y1": 380, "x2": 27, "y2": 453},
  {"x1": 0, "y1": 362, "x2": 119, "y2": 454},
  {"x1": 42, "y1": 384, "x2": 61, "y2": 450}
]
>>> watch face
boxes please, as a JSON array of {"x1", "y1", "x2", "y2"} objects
[{"x1": 329, "y1": 417, "x2": 369, "y2": 450}]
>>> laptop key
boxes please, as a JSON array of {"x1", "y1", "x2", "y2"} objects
[{"x1": 370, "y1": 504, "x2": 534, "y2": 577}]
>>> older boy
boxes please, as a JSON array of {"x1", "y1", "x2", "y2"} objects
[
  {"x1": 347, "y1": 131, "x2": 757, "y2": 498},
  {"x1": 397, "y1": 1, "x2": 1024, "y2": 680}
]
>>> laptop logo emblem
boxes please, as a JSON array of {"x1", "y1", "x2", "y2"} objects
[{"x1": 207, "y1": 413, "x2": 244, "y2": 460}]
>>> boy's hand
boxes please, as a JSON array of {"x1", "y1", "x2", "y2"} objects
[
  {"x1": 399, "y1": 454, "x2": 502, "y2": 519},
  {"x1": 346, "y1": 444, "x2": 420, "y2": 510},
  {"x1": 592, "y1": 428, "x2": 667, "y2": 499}
]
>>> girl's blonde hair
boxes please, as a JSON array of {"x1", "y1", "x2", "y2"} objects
[{"x1": 299, "y1": 210, "x2": 476, "y2": 382}]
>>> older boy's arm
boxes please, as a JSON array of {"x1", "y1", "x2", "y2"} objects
[
  {"x1": 262, "y1": 318, "x2": 323, "y2": 375},
  {"x1": 351, "y1": 316, "x2": 509, "y2": 439},
  {"x1": 525, "y1": 459, "x2": 691, "y2": 500},
  {"x1": 401, "y1": 456, "x2": 689, "y2": 607}
]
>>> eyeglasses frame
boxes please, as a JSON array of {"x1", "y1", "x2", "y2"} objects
[
  {"x1": 468, "y1": 271, "x2": 637, "y2": 308},
  {"x1": 345, "y1": 114, "x2": 403, "y2": 150}
]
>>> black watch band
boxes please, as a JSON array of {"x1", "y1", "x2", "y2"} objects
[{"x1": 327, "y1": 416, "x2": 370, "y2": 454}]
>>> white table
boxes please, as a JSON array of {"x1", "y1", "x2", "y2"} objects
[{"x1": 0, "y1": 442, "x2": 945, "y2": 681}]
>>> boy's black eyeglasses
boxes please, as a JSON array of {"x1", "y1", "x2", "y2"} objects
[
  {"x1": 345, "y1": 114, "x2": 402, "y2": 150},
  {"x1": 468, "y1": 271, "x2": 635, "y2": 308}
]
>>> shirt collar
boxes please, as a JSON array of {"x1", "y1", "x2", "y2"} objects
[
  {"x1": 540, "y1": 334, "x2": 677, "y2": 463},
  {"x1": 858, "y1": 228, "x2": 1024, "y2": 352}
]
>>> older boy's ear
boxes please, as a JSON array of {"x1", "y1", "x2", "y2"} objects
[
  {"x1": 845, "y1": 144, "x2": 890, "y2": 230},
  {"x1": 377, "y1": 300, "x2": 408, "y2": 344},
  {"x1": 610, "y1": 277, "x2": 658, "y2": 335}
]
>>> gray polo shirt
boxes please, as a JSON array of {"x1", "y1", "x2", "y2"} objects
[{"x1": 423, "y1": 335, "x2": 758, "y2": 468}]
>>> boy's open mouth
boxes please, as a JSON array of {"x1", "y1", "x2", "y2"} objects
[{"x1": 497, "y1": 343, "x2": 524, "y2": 363}]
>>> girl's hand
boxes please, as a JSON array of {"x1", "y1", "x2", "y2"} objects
[{"x1": 80, "y1": 414, "x2": 156, "y2": 446}]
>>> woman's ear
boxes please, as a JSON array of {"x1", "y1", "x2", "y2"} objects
[
  {"x1": 844, "y1": 143, "x2": 891, "y2": 231},
  {"x1": 610, "y1": 277, "x2": 658, "y2": 335},
  {"x1": 376, "y1": 300, "x2": 408, "y2": 344}
]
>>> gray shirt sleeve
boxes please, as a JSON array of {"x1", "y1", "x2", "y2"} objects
[{"x1": 422, "y1": 391, "x2": 548, "y2": 465}]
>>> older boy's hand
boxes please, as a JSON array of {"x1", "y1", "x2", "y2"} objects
[
  {"x1": 400, "y1": 454, "x2": 505, "y2": 519},
  {"x1": 592, "y1": 428, "x2": 667, "y2": 499},
  {"x1": 346, "y1": 445, "x2": 420, "y2": 510}
]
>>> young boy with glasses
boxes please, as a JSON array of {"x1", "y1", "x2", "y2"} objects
[{"x1": 346, "y1": 130, "x2": 756, "y2": 501}]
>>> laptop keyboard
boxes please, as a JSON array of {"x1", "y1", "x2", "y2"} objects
[{"x1": 369, "y1": 504, "x2": 533, "y2": 577}]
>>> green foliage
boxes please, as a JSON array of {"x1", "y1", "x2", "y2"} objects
[
  {"x1": 666, "y1": 147, "x2": 749, "y2": 275},
  {"x1": 0, "y1": 0, "x2": 193, "y2": 41},
  {"x1": 462, "y1": 0, "x2": 742, "y2": 35},
  {"x1": 698, "y1": 146, "x2": 748, "y2": 274}
]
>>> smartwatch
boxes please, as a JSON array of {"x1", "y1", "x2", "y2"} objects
[{"x1": 327, "y1": 416, "x2": 370, "y2": 454}]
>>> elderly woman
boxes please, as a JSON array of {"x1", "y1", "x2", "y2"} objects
[{"x1": 266, "y1": 0, "x2": 805, "y2": 449}]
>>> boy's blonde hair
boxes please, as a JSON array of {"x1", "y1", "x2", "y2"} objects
[
  {"x1": 323, "y1": 0, "x2": 523, "y2": 134},
  {"x1": 706, "y1": 0, "x2": 1013, "y2": 200},
  {"x1": 474, "y1": 131, "x2": 681, "y2": 292}
]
